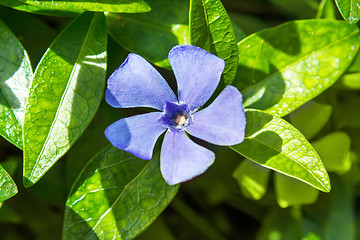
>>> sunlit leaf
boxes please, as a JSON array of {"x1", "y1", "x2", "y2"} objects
[
  {"x1": 334, "y1": 0, "x2": 360, "y2": 23},
  {"x1": 290, "y1": 101, "x2": 332, "y2": 140},
  {"x1": 275, "y1": 173, "x2": 319, "y2": 208},
  {"x1": 0, "y1": 0, "x2": 80, "y2": 16},
  {"x1": 233, "y1": 159, "x2": 270, "y2": 200},
  {"x1": 16, "y1": 0, "x2": 150, "y2": 13},
  {"x1": 23, "y1": 12, "x2": 107, "y2": 187},
  {"x1": 0, "y1": 164, "x2": 17, "y2": 202},
  {"x1": 0, "y1": 19, "x2": 33, "y2": 149},
  {"x1": 106, "y1": 0, "x2": 190, "y2": 69},
  {"x1": 63, "y1": 146, "x2": 179, "y2": 240},
  {"x1": 190, "y1": 0, "x2": 239, "y2": 83},
  {"x1": 312, "y1": 132, "x2": 351, "y2": 174},
  {"x1": 233, "y1": 20, "x2": 360, "y2": 117},
  {"x1": 231, "y1": 109, "x2": 331, "y2": 192}
]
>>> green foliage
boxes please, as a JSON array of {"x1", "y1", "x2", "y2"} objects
[
  {"x1": 63, "y1": 146, "x2": 179, "y2": 240},
  {"x1": 289, "y1": 101, "x2": 332, "y2": 140},
  {"x1": 106, "y1": 0, "x2": 190, "y2": 69},
  {"x1": 334, "y1": 0, "x2": 360, "y2": 23},
  {"x1": 0, "y1": 0, "x2": 360, "y2": 239},
  {"x1": 0, "y1": 18, "x2": 32, "y2": 149},
  {"x1": 275, "y1": 173, "x2": 319, "y2": 208},
  {"x1": 16, "y1": 0, "x2": 151, "y2": 13},
  {"x1": 23, "y1": 12, "x2": 107, "y2": 187},
  {"x1": 190, "y1": 0, "x2": 239, "y2": 83},
  {"x1": 0, "y1": 165, "x2": 17, "y2": 202},
  {"x1": 233, "y1": 159, "x2": 270, "y2": 200},
  {"x1": 312, "y1": 132, "x2": 352, "y2": 173},
  {"x1": 234, "y1": 20, "x2": 360, "y2": 117},
  {"x1": 231, "y1": 109, "x2": 331, "y2": 192}
]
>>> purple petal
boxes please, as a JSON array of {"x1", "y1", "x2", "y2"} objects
[
  {"x1": 106, "y1": 53, "x2": 177, "y2": 111},
  {"x1": 186, "y1": 86, "x2": 246, "y2": 146},
  {"x1": 160, "y1": 130, "x2": 215, "y2": 185},
  {"x1": 168, "y1": 45, "x2": 225, "y2": 111},
  {"x1": 105, "y1": 112, "x2": 166, "y2": 160}
]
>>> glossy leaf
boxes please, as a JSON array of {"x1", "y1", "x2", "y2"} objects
[
  {"x1": 312, "y1": 132, "x2": 352, "y2": 174},
  {"x1": 106, "y1": 0, "x2": 190, "y2": 69},
  {"x1": 233, "y1": 159, "x2": 270, "y2": 200},
  {"x1": 290, "y1": 101, "x2": 332, "y2": 140},
  {"x1": 23, "y1": 12, "x2": 107, "y2": 187},
  {"x1": 275, "y1": 173, "x2": 319, "y2": 208},
  {"x1": 231, "y1": 109, "x2": 331, "y2": 192},
  {"x1": 0, "y1": 0, "x2": 80, "y2": 16},
  {"x1": 190, "y1": 0, "x2": 239, "y2": 84},
  {"x1": 0, "y1": 19, "x2": 33, "y2": 149},
  {"x1": 234, "y1": 20, "x2": 360, "y2": 117},
  {"x1": 17, "y1": 0, "x2": 150, "y2": 13},
  {"x1": 0, "y1": 164, "x2": 18, "y2": 202},
  {"x1": 0, "y1": 6, "x2": 58, "y2": 69},
  {"x1": 63, "y1": 146, "x2": 179, "y2": 240},
  {"x1": 335, "y1": 0, "x2": 360, "y2": 23}
]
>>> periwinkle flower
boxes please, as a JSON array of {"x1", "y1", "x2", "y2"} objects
[{"x1": 105, "y1": 45, "x2": 246, "y2": 185}]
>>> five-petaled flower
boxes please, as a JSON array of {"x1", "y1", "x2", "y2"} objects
[{"x1": 105, "y1": 45, "x2": 246, "y2": 185}]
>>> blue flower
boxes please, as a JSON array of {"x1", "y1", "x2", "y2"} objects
[{"x1": 105, "y1": 45, "x2": 246, "y2": 185}]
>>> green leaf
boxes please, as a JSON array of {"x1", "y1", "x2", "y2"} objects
[
  {"x1": 338, "y1": 72, "x2": 360, "y2": 89},
  {"x1": 0, "y1": 0, "x2": 80, "y2": 16},
  {"x1": 316, "y1": 0, "x2": 337, "y2": 19},
  {"x1": 257, "y1": 208, "x2": 302, "y2": 240},
  {"x1": 17, "y1": 0, "x2": 150, "y2": 13},
  {"x1": 106, "y1": 0, "x2": 190, "y2": 69},
  {"x1": 190, "y1": 0, "x2": 239, "y2": 84},
  {"x1": 0, "y1": 164, "x2": 18, "y2": 202},
  {"x1": 324, "y1": 177, "x2": 355, "y2": 240},
  {"x1": 234, "y1": 20, "x2": 360, "y2": 117},
  {"x1": 0, "y1": 6, "x2": 58, "y2": 69},
  {"x1": 312, "y1": 132, "x2": 352, "y2": 174},
  {"x1": 233, "y1": 159, "x2": 270, "y2": 200},
  {"x1": 63, "y1": 146, "x2": 179, "y2": 240},
  {"x1": 231, "y1": 109, "x2": 331, "y2": 192},
  {"x1": 23, "y1": 12, "x2": 107, "y2": 187},
  {"x1": 0, "y1": 19, "x2": 33, "y2": 149},
  {"x1": 275, "y1": 173, "x2": 319, "y2": 208},
  {"x1": 290, "y1": 101, "x2": 332, "y2": 140},
  {"x1": 334, "y1": 0, "x2": 360, "y2": 23}
]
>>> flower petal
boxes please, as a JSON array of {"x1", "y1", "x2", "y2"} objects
[
  {"x1": 105, "y1": 112, "x2": 166, "y2": 160},
  {"x1": 160, "y1": 130, "x2": 215, "y2": 185},
  {"x1": 168, "y1": 45, "x2": 225, "y2": 111},
  {"x1": 186, "y1": 86, "x2": 246, "y2": 146},
  {"x1": 106, "y1": 53, "x2": 177, "y2": 110}
]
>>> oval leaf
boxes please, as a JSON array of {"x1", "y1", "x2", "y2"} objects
[
  {"x1": 0, "y1": 164, "x2": 18, "y2": 202},
  {"x1": 0, "y1": 19, "x2": 33, "y2": 149},
  {"x1": 231, "y1": 109, "x2": 331, "y2": 192},
  {"x1": 106, "y1": 0, "x2": 190, "y2": 69},
  {"x1": 190, "y1": 0, "x2": 239, "y2": 84},
  {"x1": 335, "y1": 0, "x2": 360, "y2": 23},
  {"x1": 0, "y1": 0, "x2": 80, "y2": 16},
  {"x1": 275, "y1": 173, "x2": 319, "y2": 208},
  {"x1": 289, "y1": 101, "x2": 332, "y2": 140},
  {"x1": 233, "y1": 20, "x2": 360, "y2": 117},
  {"x1": 23, "y1": 12, "x2": 107, "y2": 187},
  {"x1": 312, "y1": 132, "x2": 352, "y2": 173},
  {"x1": 63, "y1": 146, "x2": 179, "y2": 240},
  {"x1": 16, "y1": 0, "x2": 150, "y2": 13},
  {"x1": 233, "y1": 159, "x2": 270, "y2": 200}
]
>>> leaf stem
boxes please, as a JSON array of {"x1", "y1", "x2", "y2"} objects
[{"x1": 170, "y1": 197, "x2": 227, "y2": 240}]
